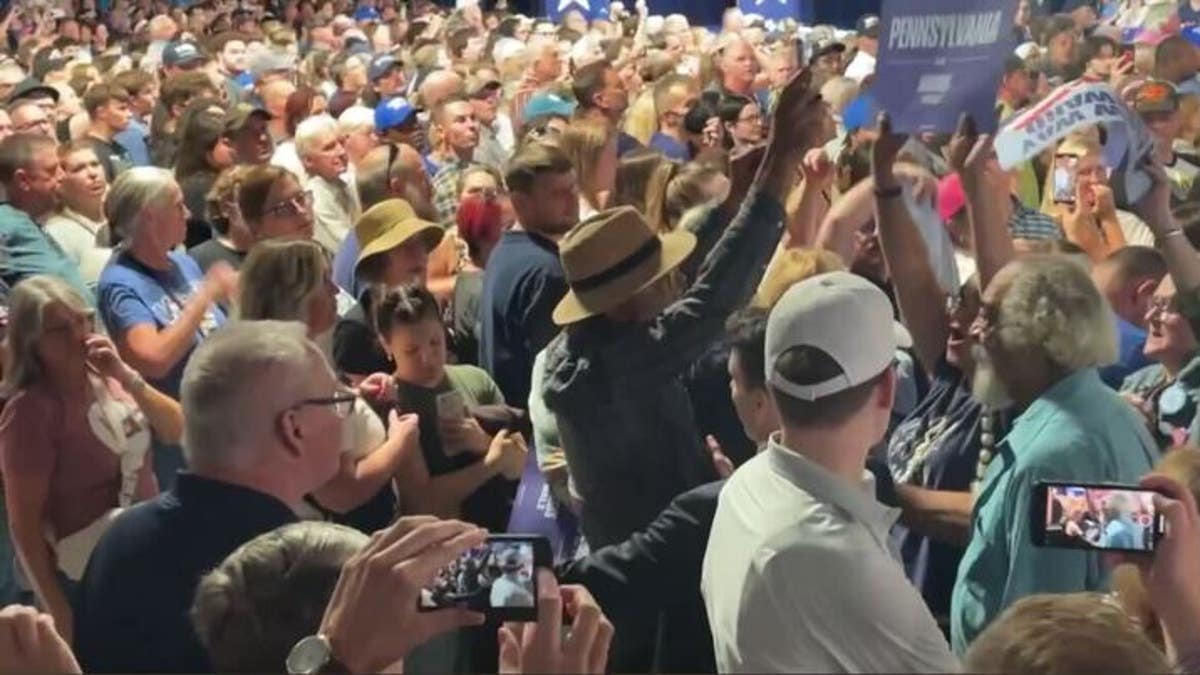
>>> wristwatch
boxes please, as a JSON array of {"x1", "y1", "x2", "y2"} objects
[{"x1": 285, "y1": 634, "x2": 348, "y2": 675}]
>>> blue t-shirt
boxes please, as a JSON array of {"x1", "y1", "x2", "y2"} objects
[
  {"x1": 478, "y1": 230, "x2": 567, "y2": 406},
  {"x1": 114, "y1": 119, "x2": 151, "y2": 168},
  {"x1": 1100, "y1": 316, "x2": 1153, "y2": 389},
  {"x1": 97, "y1": 251, "x2": 226, "y2": 398},
  {"x1": 649, "y1": 132, "x2": 691, "y2": 162},
  {"x1": 0, "y1": 203, "x2": 93, "y2": 304}
]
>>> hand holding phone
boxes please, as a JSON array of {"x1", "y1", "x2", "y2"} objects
[
  {"x1": 418, "y1": 535, "x2": 552, "y2": 621},
  {"x1": 498, "y1": 570, "x2": 615, "y2": 675},
  {"x1": 1053, "y1": 155, "x2": 1079, "y2": 205},
  {"x1": 1032, "y1": 481, "x2": 1166, "y2": 553}
]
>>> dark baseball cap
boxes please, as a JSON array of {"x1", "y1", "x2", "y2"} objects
[
  {"x1": 812, "y1": 38, "x2": 847, "y2": 60},
  {"x1": 223, "y1": 103, "x2": 271, "y2": 134},
  {"x1": 163, "y1": 41, "x2": 206, "y2": 69},
  {"x1": 1132, "y1": 79, "x2": 1180, "y2": 115},
  {"x1": 368, "y1": 53, "x2": 402, "y2": 82},
  {"x1": 8, "y1": 78, "x2": 59, "y2": 105}
]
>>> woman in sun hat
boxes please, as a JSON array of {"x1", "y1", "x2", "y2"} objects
[{"x1": 332, "y1": 198, "x2": 444, "y2": 381}]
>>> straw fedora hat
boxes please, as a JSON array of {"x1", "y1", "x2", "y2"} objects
[
  {"x1": 553, "y1": 206, "x2": 696, "y2": 325},
  {"x1": 354, "y1": 199, "x2": 445, "y2": 273}
]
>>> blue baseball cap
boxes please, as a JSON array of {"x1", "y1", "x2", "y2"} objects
[
  {"x1": 354, "y1": 6, "x2": 380, "y2": 21},
  {"x1": 842, "y1": 94, "x2": 880, "y2": 134},
  {"x1": 1184, "y1": 25, "x2": 1200, "y2": 47},
  {"x1": 523, "y1": 93, "x2": 576, "y2": 122},
  {"x1": 375, "y1": 97, "x2": 418, "y2": 132},
  {"x1": 163, "y1": 41, "x2": 205, "y2": 69}
]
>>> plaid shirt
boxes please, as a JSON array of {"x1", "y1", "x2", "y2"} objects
[
  {"x1": 1009, "y1": 199, "x2": 1063, "y2": 241},
  {"x1": 432, "y1": 160, "x2": 468, "y2": 228}
]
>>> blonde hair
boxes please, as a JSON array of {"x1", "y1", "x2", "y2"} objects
[
  {"x1": 1, "y1": 276, "x2": 94, "y2": 396},
  {"x1": 622, "y1": 89, "x2": 658, "y2": 146},
  {"x1": 665, "y1": 161, "x2": 727, "y2": 227},
  {"x1": 611, "y1": 150, "x2": 679, "y2": 233},
  {"x1": 191, "y1": 522, "x2": 368, "y2": 672},
  {"x1": 237, "y1": 239, "x2": 330, "y2": 325},
  {"x1": 819, "y1": 76, "x2": 859, "y2": 118},
  {"x1": 557, "y1": 117, "x2": 613, "y2": 212},
  {"x1": 964, "y1": 592, "x2": 1169, "y2": 673},
  {"x1": 754, "y1": 248, "x2": 847, "y2": 308}
]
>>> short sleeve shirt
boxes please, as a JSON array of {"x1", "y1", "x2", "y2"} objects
[{"x1": 97, "y1": 251, "x2": 226, "y2": 398}]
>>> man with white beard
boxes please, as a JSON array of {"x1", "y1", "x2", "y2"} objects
[{"x1": 950, "y1": 255, "x2": 1159, "y2": 654}]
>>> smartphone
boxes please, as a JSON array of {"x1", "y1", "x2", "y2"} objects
[
  {"x1": 1052, "y1": 154, "x2": 1078, "y2": 204},
  {"x1": 417, "y1": 535, "x2": 551, "y2": 621},
  {"x1": 436, "y1": 390, "x2": 466, "y2": 422},
  {"x1": 1031, "y1": 481, "x2": 1166, "y2": 554}
]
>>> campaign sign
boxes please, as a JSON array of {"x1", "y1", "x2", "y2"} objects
[
  {"x1": 995, "y1": 79, "x2": 1154, "y2": 206},
  {"x1": 874, "y1": 0, "x2": 1016, "y2": 134},
  {"x1": 506, "y1": 449, "x2": 585, "y2": 566}
]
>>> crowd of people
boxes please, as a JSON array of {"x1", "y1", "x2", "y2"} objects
[{"x1": 2, "y1": 0, "x2": 1200, "y2": 672}]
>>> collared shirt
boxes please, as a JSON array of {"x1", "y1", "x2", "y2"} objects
[
  {"x1": 703, "y1": 438, "x2": 958, "y2": 673},
  {"x1": 309, "y1": 173, "x2": 361, "y2": 255},
  {"x1": 432, "y1": 159, "x2": 469, "y2": 227},
  {"x1": 0, "y1": 203, "x2": 94, "y2": 305},
  {"x1": 74, "y1": 473, "x2": 297, "y2": 672},
  {"x1": 951, "y1": 368, "x2": 1158, "y2": 653},
  {"x1": 474, "y1": 122, "x2": 509, "y2": 171},
  {"x1": 542, "y1": 192, "x2": 786, "y2": 547},
  {"x1": 43, "y1": 207, "x2": 112, "y2": 288}
]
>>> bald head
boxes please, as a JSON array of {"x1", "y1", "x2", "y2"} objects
[
  {"x1": 1092, "y1": 245, "x2": 1166, "y2": 327},
  {"x1": 1155, "y1": 35, "x2": 1199, "y2": 83},
  {"x1": 419, "y1": 70, "x2": 466, "y2": 109},
  {"x1": 720, "y1": 37, "x2": 758, "y2": 94},
  {"x1": 356, "y1": 143, "x2": 434, "y2": 216}
]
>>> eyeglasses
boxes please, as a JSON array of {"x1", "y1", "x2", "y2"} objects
[
  {"x1": 293, "y1": 390, "x2": 357, "y2": 418},
  {"x1": 264, "y1": 190, "x2": 314, "y2": 218}
]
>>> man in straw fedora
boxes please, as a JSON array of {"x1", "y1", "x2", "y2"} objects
[{"x1": 540, "y1": 69, "x2": 836, "y2": 548}]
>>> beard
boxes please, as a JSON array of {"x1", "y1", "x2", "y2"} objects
[{"x1": 971, "y1": 344, "x2": 1014, "y2": 411}]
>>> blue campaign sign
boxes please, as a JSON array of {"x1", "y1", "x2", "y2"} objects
[
  {"x1": 874, "y1": 0, "x2": 1017, "y2": 134},
  {"x1": 545, "y1": 0, "x2": 610, "y2": 22},
  {"x1": 737, "y1": 0, "x2": 807, "y2": 23}
]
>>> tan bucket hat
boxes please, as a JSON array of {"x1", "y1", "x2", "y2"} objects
[
  {"x1": 553, "y1": 206, "x2": 696, "y2": 325},
  {"x1": 354, "y1": 199, "x2": 445, "y2": 272}
]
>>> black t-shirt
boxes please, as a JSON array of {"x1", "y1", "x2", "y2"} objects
[
  {"x1": 179, "y1": 171, "x2": 217, "y2": 249},
  {"x1": 86, "y1": 136, "x2": 133, "y2": 182},
  {"x1": 334, "y1": 296, "x2": 392, "y2": 377},
  {"x1": 187, "y1": 239, "x2": 247, "y2": 273}
]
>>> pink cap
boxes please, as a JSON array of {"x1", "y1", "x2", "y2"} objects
[{"x1": 938, "y1": 173, "x2": 967, "y2": 223}]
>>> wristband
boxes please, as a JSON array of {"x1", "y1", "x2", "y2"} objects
[{"x1": 874, "y1": 184, "x2": 903, "y2": 200}]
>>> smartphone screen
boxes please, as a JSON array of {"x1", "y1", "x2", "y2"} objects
[
  {"x1": 417, "y1": 535, "x2": 550, "y2": 621},
  {"x1": 1032, "y1": 482, "x2": 1165, "y2": 553},
  {"x1": 1052, "y1": 155, "x2": 1078, "y2": 204}
]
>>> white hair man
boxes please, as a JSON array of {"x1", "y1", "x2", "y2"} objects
[
  {"x1": 336, "y1": 105, "x2": 377, "y2": 170},
  {"x1": 73, "y1": 321, "x2": 348, "y2": 673},
  {"x1": 297, "y1": 114, "x2": 359, "y2": 255},
  {"x1": 951, "y1": 256, "x2": 1159, "y2": 653}
]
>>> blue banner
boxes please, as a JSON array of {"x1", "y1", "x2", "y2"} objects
[
  {"x1": 737, "y1": 0, "x2": 807, "y2": 23},
  {"x1": 874, "y1": 0, "x2": 1016, "y2": 134},
  {"x1": 545, "y1": 0, "x2": 609, "y2": 22},
  {"x1": 506, "y1": 451, "x2": 584, "y2": 566}
]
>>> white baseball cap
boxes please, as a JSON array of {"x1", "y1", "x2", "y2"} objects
[{"x1": 766, "y1": 272, "x2": 912, "y2": 401}]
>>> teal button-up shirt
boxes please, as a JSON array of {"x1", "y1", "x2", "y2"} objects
[
  {"x1": 0, "y1": 203, "x2": 94, "y2": 305},
  {"x1": 950, "y1": 368, "x2": 1158, "y2": 653}
]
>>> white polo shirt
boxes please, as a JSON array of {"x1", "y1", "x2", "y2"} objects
[{"x1": 701, "y1": 436, "x2": 959, "y2": 673}]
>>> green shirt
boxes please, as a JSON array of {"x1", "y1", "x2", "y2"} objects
[
  {"x1": 950, "y1": 368, "x2": 1158, "y2": 653},
  {"x1": 0, "y1": 204, "x2": 94, "y2": 304}
]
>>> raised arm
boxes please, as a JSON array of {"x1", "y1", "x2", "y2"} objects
[
  {"x1": 871, "y1": 115, "x2": 949, "y2": 374},
  {"x1": 1136, "y1": 158, "x2": 1200, "y2": 296},
  {"x1": 949, "y1": 115, "x2": 1016, "y2": 290},
  {"x1": 613, "y1": 69, "x2": 835, "y2": 385}
]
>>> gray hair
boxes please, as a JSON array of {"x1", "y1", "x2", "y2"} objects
[
  {"x1": 105, "y1": 166, "x2": 177, "y2": 242},
  {"x1": 180, "y1": 320, "x2": 324, "y2": 469},
  {"x1": 336, "y1": 105, "x2": 374, "y2": 135},
  {"x1": 1, "y1": 275, "x2": 93, "y2": 396},
  {"x1": 191, "y1": 521, "x2": 367, "y2": 672},
  {"x1": 995, "y1": 255, "x2": 1119, "y2": 372},
  {"x1": 294, "y1": 114, "x2": 338, "y2": 158}
]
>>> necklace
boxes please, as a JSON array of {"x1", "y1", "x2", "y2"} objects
[{"x1": 972, "y1": 412, "x2": 997, "y2": 494}]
